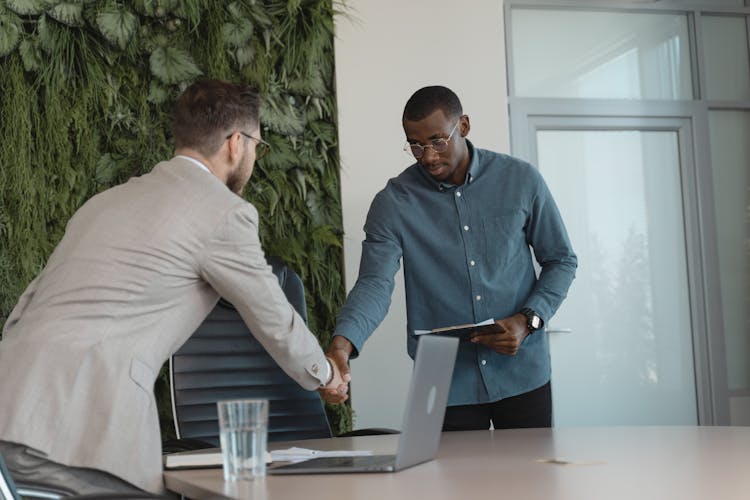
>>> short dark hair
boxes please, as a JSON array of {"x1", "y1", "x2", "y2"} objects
[
  {"x1": 172, "y1": 79, "x2": 261, "y2": 156},
  {"x1": 402, "y1": 86, "x2": 463, "y2": 122}
]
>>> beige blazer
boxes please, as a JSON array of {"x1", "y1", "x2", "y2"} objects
[{"x1": 0, "y1": 157, "x2": 329, "y2": 492}]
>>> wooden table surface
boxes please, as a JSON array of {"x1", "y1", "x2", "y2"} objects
[{"x1": 164, "y1": 426, "x2": 750, "y2": 500}]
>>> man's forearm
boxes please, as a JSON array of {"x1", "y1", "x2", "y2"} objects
[{"x1": 329, "y1": 335, "x2": 354, "y2": 356}]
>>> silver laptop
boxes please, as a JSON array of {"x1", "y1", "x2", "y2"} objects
[{"x1": 269, "y1": 335, "x2": 459, "y2": 474}]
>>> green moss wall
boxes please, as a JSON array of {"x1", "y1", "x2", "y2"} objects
[{"x1": 0, "y1": 0, "x2": 351, "y2": 435}]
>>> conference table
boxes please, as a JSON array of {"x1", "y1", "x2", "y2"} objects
[{"x1": 163, "y1": 426, "x2": 750, "y2": 500}]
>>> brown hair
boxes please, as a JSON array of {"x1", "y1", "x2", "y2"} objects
[{"x1": 172, "y1": 79, "x2": 261, "y2": 156}]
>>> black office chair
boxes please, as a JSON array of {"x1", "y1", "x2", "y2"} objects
[
  {"x1": 66, "y1": 496, "x2": 168, "y2": 500},
  {"x1": 1, "y1": 449, "x2": 76, "y2": 500},
  {"x1": 0, "y1": 450, "x2": 18, "y2": 500},
  {"x1": 1, "y1": 450, "x2": 166, "y2": 500},
  {"x1": 167, "y1": 257, "x2": 333, "y2": 450}
]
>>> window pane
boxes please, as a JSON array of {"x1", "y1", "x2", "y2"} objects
[
  {"x1": 708, "y1": 111, "x2": 750, "y2": 391},
  {"x1": 538, "y1": 129, "x2": 697, "y2": 425},
  {"x1": 670, "y1": 0, "x2": 745, "y2": 5},
  {"x1": 702, "y1": 16, "x2": 750, "y2": 100},
  {"x1": 511, "y1": 9, "x2": 693, "y2": 99}
]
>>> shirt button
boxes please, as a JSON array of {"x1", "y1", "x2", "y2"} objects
[
  {"x1": 463, "y1": 225, "x2": 470, "y2": 231},
  {"x1": 456, "y1": 192, "x2": 462, "y2": 197},
  {"x1": 476, "y1": 295, "x2": 481, "y2": 301},
  {"x1": 481, "y1": 360, "x2": 487, "y2": 366},
  {"x1": 470, "y1": 260, "x2": 476, "y2": 266}
]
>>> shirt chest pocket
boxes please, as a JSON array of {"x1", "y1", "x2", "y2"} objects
[{"x1": 482, "y1": 212, "x2": 527, "y2": 270}]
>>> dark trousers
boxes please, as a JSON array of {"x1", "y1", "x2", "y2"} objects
[{"x1": 442, "y1": 381, "x2": 552, "y2": 431}]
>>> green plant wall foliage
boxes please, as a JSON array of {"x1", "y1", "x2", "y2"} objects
[{"x1": 0, "y1": 0, "x2": 352, "y2": 436}]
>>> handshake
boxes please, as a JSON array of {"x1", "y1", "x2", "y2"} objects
[{"x1": 317, "y1": 336, "x2": 354, "y2": 405}]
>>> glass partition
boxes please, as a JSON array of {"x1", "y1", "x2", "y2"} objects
[
  {"x1": 672, "y1": 0, "x2": 746, "y2": 5},
  {"x1": 701, "y1": 15, "x2": 750, "y2": 100},
  {"x1": 511, "y1": 9, "x2": 693, "y2": 99},
  {"x1": 538, "y1": 128, "x2": 698, "y2": 425},
  {"x1": 708, "y1": 110, "x2": 750, "y2": 391}
]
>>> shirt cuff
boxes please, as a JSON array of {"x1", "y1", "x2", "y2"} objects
[{"x1": 320, "y1": 358, "x2": 332, "y2": 387}]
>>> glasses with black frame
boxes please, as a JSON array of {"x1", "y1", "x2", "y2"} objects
[
  {"x1": 403, "y1": 120, "x2": 460, "y2": 159},
  {"x1": 226, "y1": 131, "x2": 271, "y2": 160}
]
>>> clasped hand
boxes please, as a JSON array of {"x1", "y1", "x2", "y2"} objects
[
  {"x1": 317, "y1": 336, "x2": 353, "y2": 405},
  {"x1": 469, "y1": 313, "x2": 529, "y2": 355}
]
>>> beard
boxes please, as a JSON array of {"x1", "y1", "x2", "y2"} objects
[
  {"x1": 226, "y1": 150, "x2": 253, "y2": 195},
  {"x1": 226, "y1": 170, "x2": 245, "y2": 195}
]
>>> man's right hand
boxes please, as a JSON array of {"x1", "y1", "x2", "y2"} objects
[
  {"x1": 318, "y1": 355, "x2": 349, "y2": 404},
  {"x1": 318, "y1": 336, "x2": 353, "y2": 405}
]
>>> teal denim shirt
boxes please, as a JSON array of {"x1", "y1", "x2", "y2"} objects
[{"x1": 335, "y1": 141, "x2": 577, "y2": 406}]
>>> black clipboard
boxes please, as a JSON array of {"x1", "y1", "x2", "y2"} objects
[{"x1": 415, "y1": 319, "x2": 497, "y2": 341}]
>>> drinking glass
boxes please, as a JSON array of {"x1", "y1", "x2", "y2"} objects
[{"x1": 217, "y1": 399, "x2": 269, "y2": 481}]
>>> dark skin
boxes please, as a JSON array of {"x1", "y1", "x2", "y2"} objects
[
  {"x1": 404, "y1": 108, "x2": 471, "y2": 186},
  {"x1": 322, "y1": 108, "x2": 532, "y2": 402},
  {"x1": 469, "y1": 313, "x2": 530, "y2": 355}
]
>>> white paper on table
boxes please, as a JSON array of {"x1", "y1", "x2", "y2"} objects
[{"x1": 271, "y1": 447, "x2": 374, "y2": 463}]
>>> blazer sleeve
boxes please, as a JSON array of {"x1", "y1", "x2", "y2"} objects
[
  {"x1": 2, "y1": 275, "x2": 41, "y2": 338},
  {"x1": 196, "y1": 202, "x2": 329, "y2": 390}
]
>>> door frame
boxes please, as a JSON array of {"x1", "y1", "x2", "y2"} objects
[{"x1": 509, "y1": 98, "x2": 730, "y2": 424}]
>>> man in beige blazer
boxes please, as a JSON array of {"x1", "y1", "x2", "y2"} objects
[{"x1": 0, "y1": 79, "x2": 349, "y2": 494}]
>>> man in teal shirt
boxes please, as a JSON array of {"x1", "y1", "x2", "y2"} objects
[{"x1": 326, "y1": 86, "x2": 577, "y2": 429}]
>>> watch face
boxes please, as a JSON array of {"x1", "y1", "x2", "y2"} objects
[{"x1": 530, "y1": 315, "x2": 541, "y2": 329}]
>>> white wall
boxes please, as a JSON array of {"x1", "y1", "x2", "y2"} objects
[{"x1": 334, "y1": 0, "x2": 509, "y2": 430}]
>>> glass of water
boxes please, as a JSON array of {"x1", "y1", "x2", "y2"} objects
[{"x1": 217, "y1": 399, "x2": 269, "y2": 481}]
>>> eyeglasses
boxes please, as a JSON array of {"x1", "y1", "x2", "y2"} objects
[
  {"x1": 403, "y1": 120, "x2": 460, "y2": 159},
  {"x1": 227, "y1": 131, "x2": 271, "y2": 160}
]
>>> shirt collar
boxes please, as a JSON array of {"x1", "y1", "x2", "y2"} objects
[{"x1": 175, "y1": 155, "x2": 211, "y2": 174}]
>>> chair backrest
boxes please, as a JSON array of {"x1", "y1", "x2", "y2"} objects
[
  {"x1": 169, "y1": 258, "x2": 332, "y2": 446},
  {"x1": 0, "y1": 451, "x2": 18, "y2": 500}
]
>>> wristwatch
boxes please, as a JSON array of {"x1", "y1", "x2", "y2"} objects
[{"x1": 520, "y1": 308, "x2": 543, "y2": 333}]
